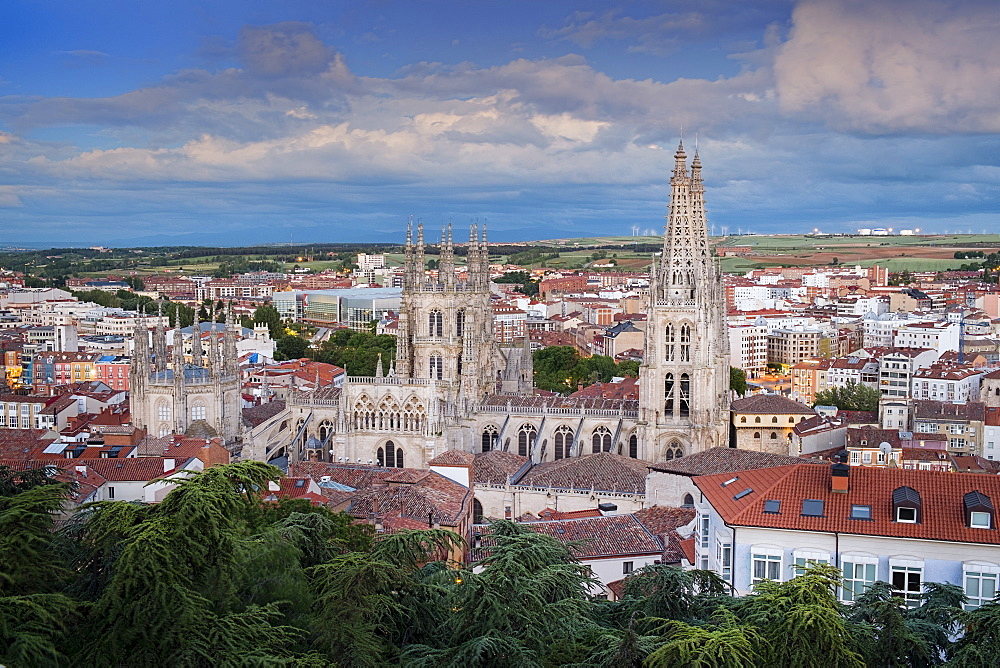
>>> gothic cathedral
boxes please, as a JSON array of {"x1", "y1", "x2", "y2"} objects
[{"x1": 209, "y1": 142, "x2": 729, "y2": 466}]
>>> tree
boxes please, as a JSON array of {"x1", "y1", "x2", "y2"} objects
[
  {"x1": 734, "y1": 563, "x2": 866, "y2": 667},
  {"x1": 0, "y1": 470, "x2": 79, "y2": 666},
  {"x1": 730, "y1": 367, "x2": 749, "y2": 396},
  {"x1": 813, "y1": 380, "x2": 881, "y2": 411},
  {"x1": 253, "y1": 304, "x2": 284, "y2": 339},
  {"x1": 275, "y1": 334, "x2": 309, "y2": 361},
  {"x1": 949, "y1": 598, "x2": 1000, "y2": 666}
]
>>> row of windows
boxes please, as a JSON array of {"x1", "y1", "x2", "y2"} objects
[
  {"x1": 427, "y1": 309, "x2": 465, "y2": 337},
  {"x1": 479, "y1": 425, "x2": 652, "y2": 460},
  {"x1": 740, "y1": 415, "x2": 802, "y2": 424},
  {"x1": 747, "y1": 554, "x2": 997, "y2": 610}
]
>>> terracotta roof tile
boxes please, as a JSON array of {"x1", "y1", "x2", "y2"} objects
[
  {"x1": 241, "y1": 400, "x2": 287, "y2": 427},
  {"x1": 428, "y1": 450, "x2": 476, "y2": 467},
  {"x1": 632, "y1": 505, "x2": 697, "y2": 536},
  {"x1": 648, "y1": 447, "x2": 817, "y2": 476},
  {"x1": 74, "y1": 456, "x2": 195, "y2": 482},
  {"x1": 515, "y1": 452, "x2": 649, "y2": 494},
  {"x1": 731, "y1": 394, "x2": 816, "y2": 415},
  {"x1": 472, "y1": 450, "x2": 530, "y2": 485},
  {"x1": 696, "y1": 464, "x2": 1000, "y2": 545},
  {"x1": 470, "y1": 514, "x2": 662, "y2": 562}
]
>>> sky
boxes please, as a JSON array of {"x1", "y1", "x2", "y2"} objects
[{"x1": 1, "y1": 0, "x2": 998, "y2": 246}]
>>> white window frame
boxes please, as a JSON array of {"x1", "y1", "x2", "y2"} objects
[
  {"x1": 841, "y1": 555, "x2": 878, "y2": 602},
  {"x1": 889, "y1": 558, "x2": 924, "y2": 608},
  {"x1": 963, "y1": 563, "x2": 999, "y2": 610},
  {"x1": 698, "y1": 514, "x2": 710, "y2": 550},
  {"x1": 793, "y1": 549, "x2": 830, "y2": 574},
  {"x1": 896, "y1": 506, "x2": 917, "y2": 523},
  {"x1": 751, "y1": 546, "x2": 783, "y2": 585},
  {"x1": 970, "y1": 511, "x2": 992, "y2": 529}
]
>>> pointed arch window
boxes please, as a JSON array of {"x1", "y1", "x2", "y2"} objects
[
  {"x1": 402, "y1": 397, "x2": 425, "y2": 432},
  {"x1": 319, "y1": 420, "x2": 334, "y2": 444},
  {"x1": 518, "y1": 424, "x2": 537, "y2": 457},
  {"x1": 628, "y1": 433, "x2": 638, "y2": 459},
  {"x1": 379, "y1": 441, "x2": 404, "y2": 468},
  {"x1": 664, "y1": 441, "x2": 683, "y2": 461},
  {"x1": 482, "y1": 425, "x2": 499, "y2": 452},
  {"x1": 679, "y1": 373, "x2": 691, "y2": 417},
  {"x1": 592, "y1": 426, "x2": 612, "y2": 453},
  {"x1": 665, "y1": 324, "x2": 676, "y2": 361},
  {"x1": 680, "y1": 323, "x2": 691, "y2": 362},
  {"x1": 429, "y1": 355, "x2": 443, "y2": 380},
  {"x1": 429, "y1": 309, "x2": 443, "y2": 337},
  {"x1": 456, "y1": 309, "x2": 465, "y2": 337},
  {"x1": 353, "y1": 395, "x2": 376, "y2": 430},
  {"x1": 664, "y1": 373, "x2": 675, "y2": 415},
  {"x1": 376, "y1": 396, "x2": 401, "y2": 431},
  {"x1": 554, "y1": 425, "x2": 573, "y2": 460}
]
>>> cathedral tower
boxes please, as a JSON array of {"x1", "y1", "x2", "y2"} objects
[{"x1": 638, "y1": 141, "x2": 730, "y2": 460}]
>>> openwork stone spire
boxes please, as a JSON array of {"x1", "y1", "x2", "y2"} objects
[{"x1": 659, "y1": 140, "x2": 713, "y2": 301}]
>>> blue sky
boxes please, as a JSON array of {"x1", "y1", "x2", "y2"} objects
[{"x1": 1, "y1": 0, "x2": 998, "y2": 245}]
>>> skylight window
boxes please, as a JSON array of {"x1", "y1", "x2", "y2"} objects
[
  {"x1": 801, "y1": 499, "x2": 824, "y2": 517},
  {"x1": 733, "y1": 488, "x2": 753, "y2": 501},
  {"x1": 850, "y1": 505, "x2": 871, "y2": 520},
  {"x1": 764, "y1": 500, "x2": 781, "y2": 514}
]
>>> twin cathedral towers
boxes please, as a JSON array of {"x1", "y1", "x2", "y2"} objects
[{"x1": 132, "y1": 141, "x2": 730, "y2": 466}]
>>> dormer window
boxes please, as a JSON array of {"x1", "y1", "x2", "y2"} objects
[
  {"x1": 893, "y1": 486, "x2": 922, "y2": 524},
  {"x1": 964, "y1": 491, "x2": 995, "y2": 529}
]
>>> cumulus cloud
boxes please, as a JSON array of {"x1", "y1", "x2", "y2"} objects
[{"x1": 774, "y1": 0, "x2": 1000, "y2": 132}]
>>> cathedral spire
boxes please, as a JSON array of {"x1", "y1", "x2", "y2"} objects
[
  {"x1": 468, "y1": 223, "x2": 479, "y2": 286},
  {"x1": 154, "y1": 301, "x2": 168, "y2": 372},
  {"x1": 404, "y1": 217, "x2": 414, "y2": 288},
  {"x1": 415, "y1": 221, "x2": 425, "y2": 286},
  {"x1": 659, "y1": 140, "x2": 711, "y2": 301},
  {"x1": 191, "y1": 307, "x2": 203, "y2": 367}
]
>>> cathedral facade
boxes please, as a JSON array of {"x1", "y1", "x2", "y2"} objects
[
  {"x1": 239, "y1": 142, "x2": 730, "y2": 467},
  {"x1": 130, "y1": 307, "x2": 242, "y2": 443}
]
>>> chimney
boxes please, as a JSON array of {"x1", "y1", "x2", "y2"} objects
[
  {"x1": 831, "y1": 461, "x2": 850, "y2": 493},
  {"x1": 163, "y1": 458, "x2": 175, "y2": 472}
]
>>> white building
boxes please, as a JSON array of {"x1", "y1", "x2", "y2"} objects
[
  {"x1": 692, "y1": 461, "x2": 1000, "y2": 606},
  {"x1": 912, "y1": 365, "x2": 983, "y2": 402},
  {"x1": 894, "y1": 322, "x2": 961, "y2": 355},
  {"x1": 728, "y1": 325, "x2": 769, "y2": 379}
]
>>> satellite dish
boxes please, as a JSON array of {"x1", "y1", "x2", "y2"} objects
[{"x1": 879, "y1": 441, "x2": 893, "y2": 454}]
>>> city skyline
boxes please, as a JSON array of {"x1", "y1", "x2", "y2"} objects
[{"x1": 1, "y1": 0, "x2": 998, "y2": 245}]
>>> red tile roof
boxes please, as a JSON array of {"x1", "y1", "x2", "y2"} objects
[
  {"x1": 74, "y1": 456, "x2": 195, "y2": 482},
  {"x1": 470, "y1": 514, "x2": 662, "y2": 562},
  {"x1": 515, "y1": 452, "x2": 649, "y2": 494},
  {"x1": 428, "y1": 450, "x2": 476, "y2": 467},
  {"x1": 472, "y1": 450, "x2": 530, "y2": 485},
  {"x1": 648, "y1": 447, "x2": 817, "y2": 476},
  {"x1": 731, "y1": 394, "x2": 816, "y2": 415},
  {"x1": 696, "y1": 464, "x2": 1000, "y2": 545}
]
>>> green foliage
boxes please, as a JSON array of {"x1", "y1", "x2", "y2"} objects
[
  {"x1": 813, "y1": 379, "x2": 881, "y2": 411},
  {"x1": 275, "y1": 334, "x2": 310, "y2": 361},
  {"x1": 253, "y1": 303, "x2": 284, "y2": 339},
  {"x1": 2, "y1": 462, "x2": 987, "y2": 666},
  {"x1": 315, "y1": 329, "x2": 396, "y2": 376},
  {"x1": 730, "y1": 366, "x2": 749, "y2": 396},
  {"x1": 646, "y1": 615, "x2": 761, "y2": 668},
  {"x1": 532, "y1": 346, "x2": 638, "y2": 394},
  {"x1": 493, "y1": 270, "x2": 539, "y2": 296}
]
